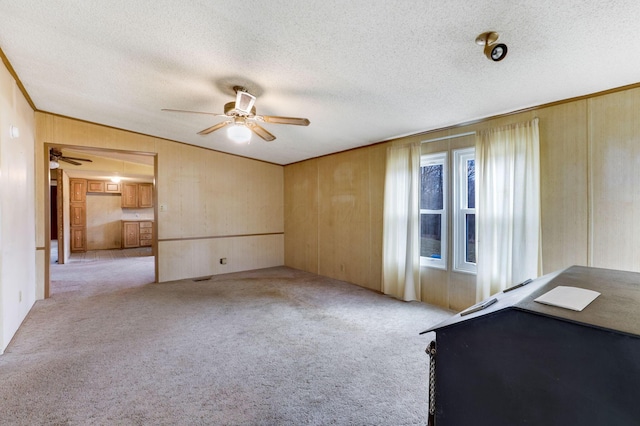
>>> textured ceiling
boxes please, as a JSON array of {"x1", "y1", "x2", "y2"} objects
[{"x1": 2, "y1": 1, "x2": 640, "y2": 165}]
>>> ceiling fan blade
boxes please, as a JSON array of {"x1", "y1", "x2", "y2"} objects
[
  {"x1": 162, "y1": 108, "x2": 226, "y2": 117},
  {"x1": 258, "y1": 115, "x2": 310, "y2": 126},
  {"x1": 198, "y1": 121, "x2": 231, "y2": 135},
  {"x1": 59, "y1": 158, "x2": 82, "y2": 166},
  {"x1": 250, "y1": 124, "x2": 276, "y2": 142},
  {"x1": 61, "y1": 156, "x2": 93, "y2": 162}
]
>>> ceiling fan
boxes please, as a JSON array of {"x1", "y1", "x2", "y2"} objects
[
  {"x1": 49, "y1": 148, "x2": 93, "y2": 167},
  {"x1": 162, "y1": 86, "x2": 310, "y2": 142}
]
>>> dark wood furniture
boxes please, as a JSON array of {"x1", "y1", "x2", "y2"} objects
[{"x1": 421, "y1": 265, "x2": 640, "y2": 426}]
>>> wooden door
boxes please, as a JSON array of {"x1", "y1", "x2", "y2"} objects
[{"x1": 138, "y1": 183, "x2": 153, "y2": 208}]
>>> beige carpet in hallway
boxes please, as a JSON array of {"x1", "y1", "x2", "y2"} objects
[{"x1": 1, "y1": 256, "x2": 451, "y2": 425}]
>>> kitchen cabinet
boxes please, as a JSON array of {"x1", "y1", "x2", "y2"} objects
[
  {"x1": 87, "y1": 180, "x2": 121, "y2": 194},
  {"x1": 70, "y1": 227, "x2": 86, "y2": 252},
  {"x1": 121, "y1": 183, "x2": 138, "y2": 208},
  {"x1": 70, "y1": 204, "x2": 86, "y2": 227},
  {"x1": 139, "y1": 221, "x2": 153, "y2": 246},
  {"x1": 69, "y1": 178, "x2": 87, "y2": 252},
  {"x1": 122, "y1": 220, "x2": 153, "y2": 248},
  {"x1": 138, "y1": 183, "x2": 153, "y2": 208},
  {"x1": 70, "y1": 178, "x2": 86, "y2": 203},
  {"x1": 122, "y1": 183, "x2": 153, "y2": 208},
  {"x1": 87, "y1": 180, "x2": 104, "y2": 193},
  {"x1": 105, "y1": 182, "x2": 121, "y2": 193}
]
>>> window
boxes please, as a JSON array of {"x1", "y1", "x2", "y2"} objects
[
  {"x1": 453, "y1": 148, "x2": 476, "y2": 273},
  {"x1": 420, "y1": 152, "x2": 447, "y2": 269}
]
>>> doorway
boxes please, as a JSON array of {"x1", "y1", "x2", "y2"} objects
[{"x1": 46, "y1": 145, "x2": 158, "y2": 298}]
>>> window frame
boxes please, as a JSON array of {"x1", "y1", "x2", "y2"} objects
[
  {"x1": 420, "y1": 152, "x2": 448, "y2": 270},
  {"x1": 453, "y1": 147, "x2": 477, "y2": 274}
]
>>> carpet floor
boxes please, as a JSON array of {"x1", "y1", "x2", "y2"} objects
[{"x1": 1, "y1": 252, "x2": 452, "y2": 425}]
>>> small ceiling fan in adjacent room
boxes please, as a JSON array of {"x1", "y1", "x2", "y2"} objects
[
  {"x1": 162, "y1": 86, "x2": 310, "y2": 143},
  {"x1": 49, "y1": 148, "x2": 93, "y2": 169}
]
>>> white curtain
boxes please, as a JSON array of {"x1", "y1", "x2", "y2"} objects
[
  {"x1": 476, "y1": 118, "x2": 542, "y2": 301},
  {"x1": 382, "y1": 142, "x2": 421, "y2": 301}
]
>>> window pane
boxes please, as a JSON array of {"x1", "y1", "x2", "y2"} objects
[
  {"x1": 421, "y1": 214, "x2": 442, "y2": 258},
  {"x1": 421, "y1": 165, "x2": 443, "y2": 210},
  {"x1": 467, "y1": 159, "x2": 475, "y2": 209},
  {"x1": 465, "y1": 214, "x2": 476, "y2": 263}
]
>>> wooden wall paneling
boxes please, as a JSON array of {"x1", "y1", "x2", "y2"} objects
[
  {"x1": 448, "y1": 272, "x2": 476, "y2": 312},
  {"x1": 158, "y1": 235, "x2": 284, "y2": 282},
  {"x1": 588, "y1": 88, "x2": 640, "y2": 272},
  {"x1": 155, "y1": 138, "x2": 182, "y2": 240},
  {"x1": 536, "y1": 101, "x2": 589, "y2": 273},
  {"x1": 51, "y1": 115, "x2": 156, "y2": 153},
  {"x1": 209, "y1": 151, "x2": 236, "y2": 236},
  {"x1": 158, "y1": 240, "x2": 191, "y2": 281},
  {"x1": 37, "y1": 112, "x2": 286, "y2": 289},
  {"x1": 421, "y1": 267, "x2": 449, "y2": 308},
  {"x1": 223, "y1": 155, "x2": 249, "y2": 235},
  {"x1": 317, "y1": 150, "x2": 371, "y2": 287},
  {"x1": 367, "y1": 144, "x2": 387, "y2": 292},
  {"x1": 250, "y1": 160, "x2": 284, "y2": 234},
  {"x1": 36, "y1": 113, "x2": 53, "y2": 250},
  {"x1": 178, "y1": 144, "x2": 206, "y2": 238},
  {"x1": 202, "y1": 149, "x2": 218, "y2": 239},
  {"x1": 284, "y1": 159, "x2": 319, "y2": 274}
]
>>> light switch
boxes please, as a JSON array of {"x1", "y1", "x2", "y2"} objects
[{"x1": 160, "y1": 204, "x2": 167, "y2": 212}]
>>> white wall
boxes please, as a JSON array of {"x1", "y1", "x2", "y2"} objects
[{"x1": 0, "y1": 60, "x2": 36, "y2": 353}]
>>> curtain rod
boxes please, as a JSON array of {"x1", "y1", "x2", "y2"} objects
[{"x1": 421, "y1": 131, "x2": 476, "y2": 144}]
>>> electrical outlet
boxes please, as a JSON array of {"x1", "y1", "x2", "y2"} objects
[
  {"x1": 220, "y1": 258, "x2": 227, "y2": 265},
  {"x1": 159, "y1": 204, "x2": 167, "y2": 212},
  {"x1": 18, "y1": 291, "x2": 22, "y2": 302}
]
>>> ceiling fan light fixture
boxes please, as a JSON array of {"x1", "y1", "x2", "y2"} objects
[
  {"x1": 234, "y1": 87, "x2": 256, "y2": 114},
  {"x1": 49, "y1": 160, "x2": 60, "y2": 169},
  {"x1": 227, "y1": 123, "x2": 252, "y2": 143}
]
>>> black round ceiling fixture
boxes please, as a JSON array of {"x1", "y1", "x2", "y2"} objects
[
  {"x1": 475, "y1": 32, "x2": 508, "y2": 62},
  {"x1": 488, "y1": 43, "x2": 508, "y2": 61}
]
